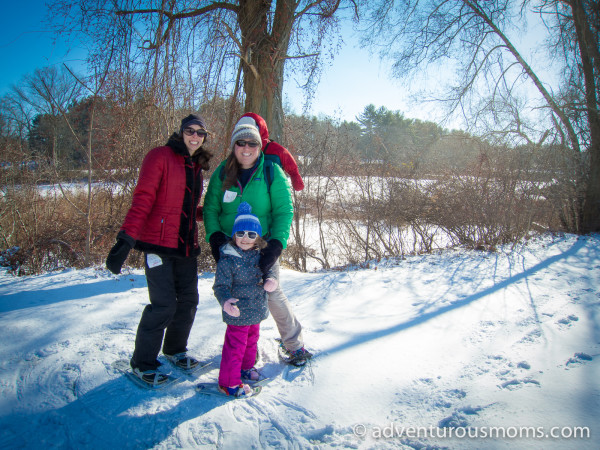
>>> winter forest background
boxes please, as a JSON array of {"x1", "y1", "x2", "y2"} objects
[
  {"x1": 1, "y1": 2, "x2": 599, "y2": 448},
  {"x1": 1, "y1": 0, "x2": 599, "y2": 275}
]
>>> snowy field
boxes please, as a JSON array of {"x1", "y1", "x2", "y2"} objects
[{"x1": 0, "y1": 233, "x2": 598, "y2": 449}]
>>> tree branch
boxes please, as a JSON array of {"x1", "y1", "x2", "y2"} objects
[
  {"x1": 463, "y1": 0, "x2": 581, "y2": 153},
  {"x1": 116, "y1": 2, "x2": 238, "y2": 49}
]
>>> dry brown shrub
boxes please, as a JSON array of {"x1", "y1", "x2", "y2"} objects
[{"x1": 1, "y1": 187, "x2": 88, "y2": 274}]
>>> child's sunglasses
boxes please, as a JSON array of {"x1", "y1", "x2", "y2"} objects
[{"x1": 234, "y1": 231, "x2": 258, "y2": 239}]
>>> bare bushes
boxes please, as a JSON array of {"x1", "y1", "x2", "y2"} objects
[
  {"x1": 0, "y1": 181, "x2": 215, "y2": 275},
  {"x1": 0, "y1": 106, "x2": 569, "y2": 275},
  {"x1": 1, "y1": 186, "x2": 89, "y2": 275},
  {"x1": 427, "y1": 175, "x2": 542, "y2": 249},
  {"x1": 283, "y1": 173, "x2": 551, "y2": 271},
  {"x1": 284, "y1": 175, "x2": 445, "y2": 270},
  {"x1": 281, "y1": 135, "x2": 557, "y2": 271}
]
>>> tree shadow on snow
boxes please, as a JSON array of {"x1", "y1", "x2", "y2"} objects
[
  {"x1": 1, "y1": 372, "x2": 241, "y2": 449},
  {"x1": 0, "y1": 272, "x2": 149, "y2": 314},
  {"x1": 321, "y1": 237, "x2": 588, "y2": 356}
]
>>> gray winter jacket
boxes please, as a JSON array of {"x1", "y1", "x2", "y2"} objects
[{"x1": 213, "y1": 243, "x2": 276, "y2": 326}]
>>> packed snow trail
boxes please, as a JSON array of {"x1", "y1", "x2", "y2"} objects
[{"x1": 0, "y1": 234, "x2": 598, "y2": 448}]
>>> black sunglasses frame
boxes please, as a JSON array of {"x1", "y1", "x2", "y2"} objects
[
  {"x1": 183, "y1": 128, "x2": 208, "y2": 137},
  {"x1": 235, "y1": 140, "x2": 260, "y2": 148}
]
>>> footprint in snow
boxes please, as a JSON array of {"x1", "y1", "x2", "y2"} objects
[
  {"x1": 565, "y1": 352, "x2": 593, "y2": 367},
  {"x1": 518, "y1": 329, "x2": 542, "y2": 344},
  {"x1": 438, "y1": 406, "x2": 483, "y2": 428},
  {"x1": 517, "y1": 361, "x2": 531, "y2": 370},
  {"x1": 433, "y1": 389, "x2": 467, "y2": 409},
  {"x1": 499, "y1": 378, "x2": 541, "y2": 390},
  {"x1": 557, "y1": 315, "x2": 579, "y2": 328}
]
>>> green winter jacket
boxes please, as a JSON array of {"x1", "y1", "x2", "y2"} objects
[{"x1": 203, "y1": 153, "x2": 294, "y2": 248}]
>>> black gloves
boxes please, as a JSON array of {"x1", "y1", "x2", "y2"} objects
[
  {"x1": 259, "y1": 239, "x2": 283, "y2": 275},
  {"x1": 106, "y1": 231, "x2": 135, "y2": 274},
  {"x1": 209, "y1": 231, "x2": 229, "y2": 263}
]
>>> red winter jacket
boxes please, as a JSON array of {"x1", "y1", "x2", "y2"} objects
[{"x1": 120, "y1": 135, "x2": 210, "y2": 257}]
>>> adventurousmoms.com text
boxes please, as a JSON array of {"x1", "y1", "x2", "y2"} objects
[{"x1": 352, "y1": 423, "x2": 591, "y2": 441}]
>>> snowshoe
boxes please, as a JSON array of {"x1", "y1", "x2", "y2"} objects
[
  {"x1": 164, "y1": 352, "x2": 200, "y2": 370},
  {"x1": 277, "y1": 339, "x2": 313, "y2": 367},
  {"x1": 241, "y1": 367, "x2": 261, "y2": 381},
  {"x1": 111, "y1": 359, "x2": 179, "y2": 389},
  {"x1": 195, "y1": 382, "x2": 261, "y2": 399}
]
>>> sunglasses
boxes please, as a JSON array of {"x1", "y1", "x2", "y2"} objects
[
  {"x1": 234, "y1": 231, "x2": 258, "y2": 239},
  {"x1": 183, "y1": 128, "x2": 207, "y2": 137},
  {"x1": 235, "y1": 140, "x2": 260, "y2": 148}
]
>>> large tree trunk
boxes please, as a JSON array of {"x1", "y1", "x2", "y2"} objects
[
  {"x1": 238, "y1": 0, "x2": 295, "y2": 141},
  {"x1": 111, "y1": 0, "x2": 339, "y2": 143},
  {"x1": 572, "y1": 0, "x2": 600, "y2": 232},
  {"x1": 242, "y1": 47, "x2": 287, "y2": 141}
]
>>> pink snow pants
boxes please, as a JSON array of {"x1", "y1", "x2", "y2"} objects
[{"x1": 218, "y1": 323, "x2": 260, "y2": 387}]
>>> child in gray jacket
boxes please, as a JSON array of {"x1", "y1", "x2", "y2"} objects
[{"x1": 213, "y1": 202, "x2": 277, "y2": 397}]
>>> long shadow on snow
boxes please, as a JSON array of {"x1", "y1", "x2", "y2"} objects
[
  {"x1": 0, "y1": 372, "x2": 243, "y2": 449},
  {"x1": 321, "y1": 237, "x2": 587, "y2": 356},
  {"x1": 0, "y1": 272, "x2": 149, "y2": 314}
]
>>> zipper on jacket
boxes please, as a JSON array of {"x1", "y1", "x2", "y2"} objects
[
  {"x1": 188, "y1": 176, "x2": 194, "y2": 258},
  {"x1": 186, "y1": 164, "x2": 201, "y2": 257},
  {"x1": 236, "y1": 165, "x2": 259, "y2": 195}
]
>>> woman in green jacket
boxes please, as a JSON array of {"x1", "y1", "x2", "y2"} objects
[{"x1": 203, "y1": 113, "x2": 312, "y2": 366}]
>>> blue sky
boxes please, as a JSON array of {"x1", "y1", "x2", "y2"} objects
[
  {"x1": 0, "y1": 3, "x2": 552, "y2": 127},
  {"x1": 0, "y1": 0, "x2": 549, "y2": 126},
  {"x1": 0, "y1": 1, "x2": 86, "y2": 95},
  {"x1": 0, "y1": 1, "x2": 421, "y2": 124},
  {"x1": 283, "y1": 29, "x2": 417, "y2": 123},
  {"x1": 0, "y1": 0, "x2": 548, "y2": 127}
]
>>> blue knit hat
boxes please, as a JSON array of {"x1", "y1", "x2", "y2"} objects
[{"x1": 231, "y1": 202, "x2": 262, "y2": 237}]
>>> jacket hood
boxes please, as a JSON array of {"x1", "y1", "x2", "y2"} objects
[
  {"x1": 240, "y1": 112, "x2": 270, "y2": 149},
  {"x1": 220, "y1": 242, "x2": 242, "y2": 258},
  {"x1": 166, "y1": 132, "x2": 188, "y2": 156}
]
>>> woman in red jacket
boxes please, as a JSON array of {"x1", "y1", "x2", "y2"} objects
[{"x1": 106, "y1": 114, "x2": 212, "y2": 386}]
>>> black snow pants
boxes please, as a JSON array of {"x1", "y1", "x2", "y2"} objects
[{"x1": 130, "y1": 253, "x2": 199, "y2": 371}]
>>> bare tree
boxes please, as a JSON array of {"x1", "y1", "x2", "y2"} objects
[
  {"x1": 56, "y1": 41, "x2": 116, "y2": 264},
  {"x1": 49, "y1": 0, "x2": 355, "y2": 143},
  {"x1": 554, "y1": 0, "x2": 600, "y2": 232},
  {"x1": 362, "y1": 0, "x2": 600, "y2": 232},
  {"x1": 6, "y1": 67, "x2": 83, "y2": 169}
]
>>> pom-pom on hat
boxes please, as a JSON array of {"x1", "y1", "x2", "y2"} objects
[
  {"x1": 180, "y1": 114, "x2": 207, "y2": 135},
  {"x1": 231, "y1": 202, "x2": 262, "y2": 237},
  {"x1": 230, "y1": 116, "x2": 262, "y2": 150}
]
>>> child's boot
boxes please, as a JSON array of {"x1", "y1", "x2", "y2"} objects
[
  {"x1": 218, "y1": 383, "x2": 253, "y2": 397},
  {"x1": 241, "y1": 367, "x2": 261, "y2": 382}
]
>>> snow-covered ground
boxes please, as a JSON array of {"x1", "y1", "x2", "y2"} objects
[{"x1": 0, "y1": 233, "x2": 598, "y2": 449}]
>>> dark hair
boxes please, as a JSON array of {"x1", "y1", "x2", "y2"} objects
[
  {"x1": 221, "y1": 151, "x2": 241, "y2": 191},
  {"x1": 229, "y1": 235, "x2": 268, "y2": 250},
  {"x1": 166, "y1": 132, "x2": 213, "y2": 171},
  {"x1": 192, "y1": 144, "x2": 213, "y2": 171}
]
